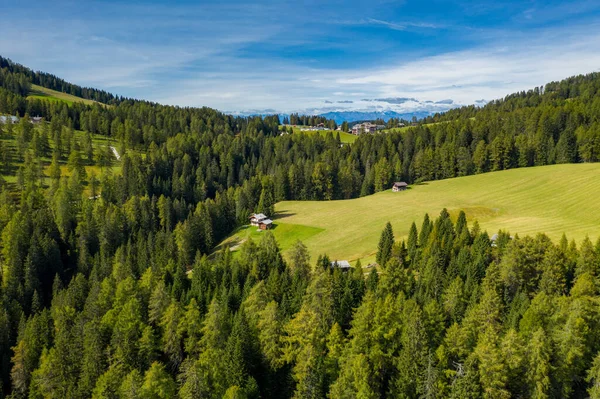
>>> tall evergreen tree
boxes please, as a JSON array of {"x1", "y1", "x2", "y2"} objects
[{"x1": 376, "y1": 222, "x2": 394, "y2": 266}]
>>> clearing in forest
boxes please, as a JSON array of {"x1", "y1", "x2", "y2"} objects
[
  {"x1": 27, "y1": 84, "x2": 102, "y2": 106},
  {"x1": 229, "y1": 163, "x2": 600, "y2": 264}
]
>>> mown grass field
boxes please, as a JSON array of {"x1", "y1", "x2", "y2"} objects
[
  {"x1": 380, "y1": 118, "x2": 476, "y2": 134},
  {"x1": 240, "y1": 163, "x2": 600, "y2": 265},
  {"x1": 380, "y1": 125, "x2": 412, "y2": 134},
  {"x1": 27, "y1": 84, "x2": 100, "y2": 106},
  {"x1": 285, "y1": 127, "x2": 357, "y2": 144},
  {"x1": 216, "y1": 223, "x2": 325, "y2": 256}
]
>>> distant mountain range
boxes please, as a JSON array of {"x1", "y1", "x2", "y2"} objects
[{"x1": 230, "y1": 97, "x2": 487, "y2": 124}]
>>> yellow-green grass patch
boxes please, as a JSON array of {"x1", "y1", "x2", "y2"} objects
[
  {"x1": 215, "y1": 222, "x2": 325, "y2": 258},
  {"x1": 265, "y1": 164, "x2": 600, "y2": 265},
  {"x1": 284, "y1": 126, "x2": 357, "y2": 144},
  {"x1": 27, "y1": 84, "x2": 100, "y2": 106},
  {"x1": 298, "y1": 130, "x2": 356, "y2": 144}
]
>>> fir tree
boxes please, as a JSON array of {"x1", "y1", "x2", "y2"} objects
[{"x1": 376, "y1": 222, "x2": 394, "y2": 266}]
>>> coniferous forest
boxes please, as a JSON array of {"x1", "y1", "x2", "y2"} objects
[{"x1": 1, "y1": 56, "x2": 600, "y2": 398}]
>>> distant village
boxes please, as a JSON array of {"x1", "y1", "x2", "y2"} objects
[
  {"x1": 350, "y1": 122, "x2": 388, "y2": 135},
  {"x1": 283, "y1": 120, "x2": 412, "y2": 136}
]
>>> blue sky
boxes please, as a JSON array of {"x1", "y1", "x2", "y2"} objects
[{"x1": 2, "y1": 0, "x2": 600, "y2": 114}]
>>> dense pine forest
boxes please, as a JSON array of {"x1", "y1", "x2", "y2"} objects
[{"x1": 2, "y1": 56, "x2": 600, "y2": 398}]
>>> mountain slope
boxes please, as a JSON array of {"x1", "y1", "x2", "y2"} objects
[
  {"x1": 0, "y1": 55, "x2": 120, "y2": 104},
  {"x1": 222, "y1": 164, "x2": 600, "y2": 264},
  {"x1": 27, "y1": 84, "x2": 102, "y2": 106},
  {"x1": 318, "y1": 110, "x2": 433, "y2": 124}
]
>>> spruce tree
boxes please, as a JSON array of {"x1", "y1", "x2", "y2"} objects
[
  {"x1": 289, "y1": 240, "x2": 311, "y2": 279},
  {"x1": 455, "y1": 210, "x2": 467, "y2": 236},
  {"x1": 257, "y1": 186, "x2": 275, "y2": 217},
  {"x1": 141, "y1": 362, "x2": 177, "y2": 399},
  {"x1": 587, "y1": 352, "x2": 600, "y2": 399},
  {"x1": 376, "y1": 222, "x2": 394, "y2": 266},
  {"x1": 526, "y1": 328, "x2": 551, "y2": 399},
  {"x1": 366, "y1": 268, "x2": 378, "y2": 292},
  {"x1": 449, "y1": 356, "x2": 482, "y2": 399},
  {"x1": 408, "y1": 222, "x2": 418, "y2": 260}
]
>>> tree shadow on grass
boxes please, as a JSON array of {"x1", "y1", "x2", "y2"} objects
[
  {"x1": 274, "y1": 211, "x2": 296, "y2": 219},
  {"x1": 210, "y1": 226, "x2": 249, "y2": 255}
]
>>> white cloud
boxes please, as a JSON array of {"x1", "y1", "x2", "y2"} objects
[
  {"x1": 365, "y1": 18, "x2": 441, "y2": 31},
  {"x1": 1, "y1": 1, "x2": 600, "y2": 116},
  {"x1": 331, "y1": 30, "x2": 600, "y2": 106},
  {"x1": 158, "y1": 25, "x2": 600, "y2": 114}
]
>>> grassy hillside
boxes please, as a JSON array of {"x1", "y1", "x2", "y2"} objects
[
  {"x1": 222, "y1": 164, "x2": 600, "y2": 264},
  {"x1": 27, "y1": 84, "x2": 100, "y2": 106},
  {"x1": 215, "y1": 223, "x2": 325, "y2": 254},
  {"x1": 380, "y1": 120, "x2": 464, "y2": 134},
  {"x1": 285, "y1": 126, "x2": 357, "y2": 144},
  {"x1": 380, "y1": 125, "x2": 412, "y2": 134}
]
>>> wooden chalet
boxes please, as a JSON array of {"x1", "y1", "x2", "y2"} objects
[
  {"x1": 392, "y1": 182, "x2": 408, "y2": 192},
  {"x1": 0, "y1": 115, "x2": 19, "y2": 124},
  {"x1": 250, "y1": 213, "x2": 273, "y2": 230},
  {"x1": 250, "y1": 213, "x2": 267, "y2": 226},
  {"x1": 259, "y1": 219, "x2": 273, "y2": 230}
]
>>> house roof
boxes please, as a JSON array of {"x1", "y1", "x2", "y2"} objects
[
  {"x1": 331, "y1": 260, "x2": 352, "y2": 268},
  {"x1": 251, "y1": 213, "x2": 267, "y2": 220},
  {"x1": 0, "y1": 115, "x2": 19, "y2": 123},
  {"x1": 393, "y1": 182, "x2": 408, "y2": 187},
  {"x1": 260, "y1": 219, "x2": 273, "y2": 225}
]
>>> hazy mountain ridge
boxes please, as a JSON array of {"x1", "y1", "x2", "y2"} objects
[
  {"x1": 230, "y1": 97, "x2": 487, "y2": 123},
  {"x1": 318, "y1": 110, "x2": 433, "y2": 124}
]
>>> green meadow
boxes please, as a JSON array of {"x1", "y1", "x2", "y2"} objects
[
  {"x1": 285, "y1": 126, "x2": 357, "y2": 144},
  {"x1": 27, "y1": 84, "x2": 100, "y2": 106},
  {"x1": 216, "y1": 222, "x2": 325, "y2": 256},
  {"x1": 227, "y1": 163, "x2": 600, "y2": 265}
]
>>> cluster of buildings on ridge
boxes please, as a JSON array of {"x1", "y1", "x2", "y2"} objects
[
  {"x1": 351, "y1": 122, "x2": 387, "y2": 135},
  {"x1": 284, "y1": 119, "x2": 418, "y2": 137},
  {"x1": 287, "y1": 122, "x2": 389, "y2": 135},
  {"x1": 0, "y1": 115, "x2": 43, "y2": 124}
]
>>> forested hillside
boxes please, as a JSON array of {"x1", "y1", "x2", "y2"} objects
[
  {"x1": 0, "y1": 57, "x2": 119, "y2": 105},
  {"x1": 2, "y1": 57, "x2": 600, "y2": 398},
  {"x1": 4, "y1": 210, "x2": 600, "y2": 398}
]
